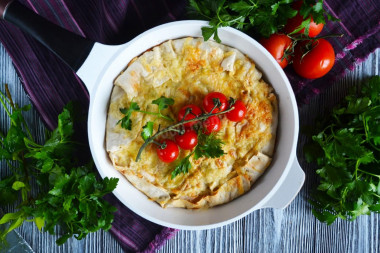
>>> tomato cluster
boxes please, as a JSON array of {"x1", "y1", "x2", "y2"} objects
[
  {"x1": 260, "y1": 1, "x2": 335, "y2": 79},
  {"x1": 156, "y1": 92, "x2": 247, "y2": 163}
]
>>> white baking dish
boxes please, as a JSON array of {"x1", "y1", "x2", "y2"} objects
[{"x1": 77, "y1": 21, "x2": 305, "y2": 229}]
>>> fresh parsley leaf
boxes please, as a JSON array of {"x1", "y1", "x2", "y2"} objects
[
  {"x1": 11, "y1": 181, "x2": 25, "y2": 191},
  {"x1": 118, "y1": 97, "x2": 173, "y2": 132},
  {"x1": 152, "y1": 96, "x2": 174, "y2": 111},
  {"x1": 305, "y1": 76, "x2": 380, "y2": 224},
  {"x1": 151, "y1": 96, "x2": 174, "y2": 121},
  {"x1": 0, "y1": 176, "x2": 18, "y2": 205},
  {"x1": 118, "y1": 102, "x2": 140, "y2": 130},
  {"x1": 229, "y1": 1, "x2": 254, "y2": 16},
  {"x1": 172, "y1": 154, "x2": 192, "y2": 179},
  {"x1": 0, "y1": 94, "x2": 119, "y2": 246},
  {"x1": 170, "y1": 131, "x2": 225, "y2": 179},
  {"x1": 189, "y1": 0, "x2": 335, "y2": 41},
  {"x1": 57, "y1": 104, "x2": 74, "y2": 140},
  {"x1": 362, "y1": 76, "x2": 380, "y2": 104},
  {"x1": 202, "y1": 26, "x2": 218, "y2": 42},
  {"x1": 141, "y1": 121, "x2": 154, "y2": 141},
  {"x1": 363, "y1": 106, "x2": 380, "y2": 147},
  {"x1": 194, "y1": 132, "x2": 225, "y2": 159}
]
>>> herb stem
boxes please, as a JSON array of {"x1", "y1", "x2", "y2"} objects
[
  {"x1": 137, "y1": 110, "x2": 173, "y2": 122},
  {"x1": 0, "y1": 91, "x2": 12, "y2": 118},
  {"x1": 287, "y1": 33, "x2": 344, "y2": 41},
  {"x1": 357, "y1": 169, "x2": 380, "y2": 178},
  {"x1": 135, "y1": 106, "x2": 234, "y2": 161}
]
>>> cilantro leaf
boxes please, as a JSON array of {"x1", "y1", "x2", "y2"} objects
[
  {"x1": 118, "y1": 102, "x2": 140, "y2": 130},
  {"x1": 141, "y1": 121, "x2": 154, "y2": 141}
]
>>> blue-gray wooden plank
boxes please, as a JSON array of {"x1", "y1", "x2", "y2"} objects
[{"x1": 0, "y1": 42, "x2": 379, "y2": 252}]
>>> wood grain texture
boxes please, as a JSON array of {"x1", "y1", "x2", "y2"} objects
[{"x1": 0, "y1": 43, "x2": 379, "y2": 253}]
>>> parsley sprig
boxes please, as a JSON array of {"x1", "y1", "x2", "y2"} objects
[
  {"x1": 189, "y1": 0, "x2": 338, "y2": 42},
  {"x1": 305, "y1": 76, "x2": 380, "y2": 224},
  {"x1": 172, "y1": 132, "x2": 225, "y2": 179},
  {"x1": 118, "y1": 96, "x2": 174, "y2": 130},
  {"x1": 172, "y1": 153, "x2": 192, "y2": 179},
  {"x1": 0, "y1": 86, "x2": 118, "y2": 246}
]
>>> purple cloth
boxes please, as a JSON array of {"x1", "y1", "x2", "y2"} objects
[
  {"x1": 0, "y1": 0, "x2": 378, "y2": 252},
  {"x1": 286, "y1": 0, "x2": 380, "y2": 103}
]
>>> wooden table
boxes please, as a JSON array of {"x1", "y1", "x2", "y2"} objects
[{"x1": 0, "y1": 43, "x2": 379, "y2": 252}]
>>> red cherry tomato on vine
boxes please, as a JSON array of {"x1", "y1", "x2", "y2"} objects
[
  {"x1": 284, "y1": 1, "x2": 324, "y2": 37},
  {"x1": 293, "y1": 39, "x2": 335, "y2": 79},
  {"x1": 260, "y1": 34, "x2": 292, "y2": 68},
  {"x1": 203, "y1": 116, "x2": 221, "y2": 135},
  {"x1": 203, "y1": 92, "x2": 228, "y2": 113},
  {"x1": 175, "y1": 129, "x2": 198, "y2": 150},
  {"x1": 226, "y1": 100, "x2": 246, "y2": 122},
  {"x1": 156, "y1": 139, "x2": 179, "y2": 163},
  {"x1": 178, "y1": 104, "x2": 202, "y2": 127}
]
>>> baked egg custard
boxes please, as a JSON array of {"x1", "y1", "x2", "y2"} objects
[{"x1": 106, "y1": 37, "x2": 278, "y2": 209}]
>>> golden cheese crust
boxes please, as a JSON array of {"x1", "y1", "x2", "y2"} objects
[{"x1": 106, "y1": 37, "x2": 278, "y2": 209}]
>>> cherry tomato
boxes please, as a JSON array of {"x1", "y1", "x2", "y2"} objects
[
  {"x1": 175, "y1": 129, "x2": 198, "y2": 150},
  {"x1": 284, "y1": 1, "x2": 324, "y2": 37},
  {"x1": 226, "y1": 100, "x2": 247, "y2": 122},
  {"x1": 293, "y1": 39, "x2": 335, "y2": 79},
  {"x1": 260, "y1": 34, "x2": 292, "y2": 68},
  {"x1": 156, "y1": 139, "x2": 179, "y2": 163},
  {"x1": 203, "y1": 92, "x2": 228, "y2": 113},
  {"x1": 178, "y1": 104, "x2": 202, "y2": 127},
  {"x1": 203, "y1": 116, "x2": 221, "y2": 135}
]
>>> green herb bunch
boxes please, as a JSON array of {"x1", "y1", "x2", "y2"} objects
[
  {"x1": 188, "y1": 0, "x2": 336, "y2": 42},
  {"x1": 0, "y1": 87, "x2": 118, "y2": 245},
  {"x1": 305, "y1": 76, "x2": 380, "y2": 224}
]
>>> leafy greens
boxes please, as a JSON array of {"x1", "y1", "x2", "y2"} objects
[
  {"x1": 118, "y1": 96, "x2": 174, "y2": 131},
  {"x1": 0, "y1": 88, "x2": 118, "y2": 246},
  {"x1": 305, "y1": 76, "x2": 380, "y2": 224},
  {"x1": 188, "y1": 0, "x2": 337, "y2": 42}
]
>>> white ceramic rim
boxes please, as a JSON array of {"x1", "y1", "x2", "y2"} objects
[{"x1": 82, "y1": 20, "x2": 299, "y2": 230}]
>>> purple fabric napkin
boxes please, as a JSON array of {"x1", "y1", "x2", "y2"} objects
[
  {"x1": 0, "y1": 0, "x2": 379, "y2": 252},
  {"x1": 286, "y1": 0, "x2": 380, "y2": 103}
]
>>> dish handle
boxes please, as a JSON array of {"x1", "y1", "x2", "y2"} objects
[
  {"x1": 261, "y1": 157, "x2": 305, "y2": 209},
  {"x1": 76, "y1": 43, "x2": 125, "y2": 95}
]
